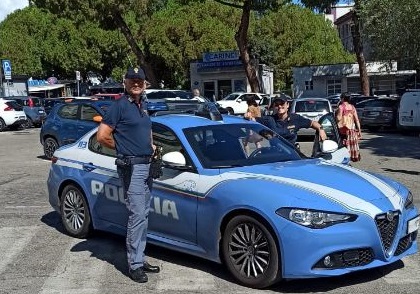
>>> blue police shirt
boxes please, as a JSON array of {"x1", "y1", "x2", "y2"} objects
[
  {"x1": 257, "y1": 113, "x2": 312, "y2": 144},
  {"x1": 102, "y1": 95, "x2": 153, "y2": 157}
]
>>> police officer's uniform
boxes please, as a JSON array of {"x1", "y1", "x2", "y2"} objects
[
  {"x1": 257, "y1": 113, "x2": 312, "y2": 145},
  {"x1": 101, "y1": 68, "x2": 158, "y2": 282}
]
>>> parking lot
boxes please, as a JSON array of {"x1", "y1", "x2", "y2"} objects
[{"x1": 0, "y1": 127, "x2": 419, "y2": 294}]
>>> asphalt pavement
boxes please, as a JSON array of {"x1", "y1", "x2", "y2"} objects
[{"x1": 0, "y1": 128, "x2": 419, "y2": 294}]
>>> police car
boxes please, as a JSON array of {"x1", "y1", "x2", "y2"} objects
[{"x1": 47, "y1": 104, "x2": 419, "y2": 289}]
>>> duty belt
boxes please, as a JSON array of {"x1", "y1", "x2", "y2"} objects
[{"x1": 116, "y1": 155, "x2": 152, "y2": 167}]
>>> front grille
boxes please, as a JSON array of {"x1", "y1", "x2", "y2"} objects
[
  {"x1": 313, "y1": 248, "x2": 374, "y2": 269},
  {"x1": 394, "y1": 235, "x2": 411, "y2": 256},
  {"x1": 375, "y1": 211, "x2": 399, "y2": 253}
]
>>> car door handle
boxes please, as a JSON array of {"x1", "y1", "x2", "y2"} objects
[{"x1": 83, "y1": 163, "x2": 96, "y2": 172}]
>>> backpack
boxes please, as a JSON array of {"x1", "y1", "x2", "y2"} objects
[{"x1": 337, "y1": 105, "x2": 355, "y2": 133}]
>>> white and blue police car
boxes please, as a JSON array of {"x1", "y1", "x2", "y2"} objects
[{"x1": 47, "y1": 104, "x2": 419, "y2": 289}]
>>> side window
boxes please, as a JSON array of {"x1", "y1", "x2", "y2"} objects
[
  {"x1": 89, "y1": 133, "x2": 117, "y2": 157},
  {"x1": 58, "y1": 104, "x2": 78, "y2": 119},
  {"x1": 152, "y1": 123, "x2": 189, "y2": 164},
  {"x1": 81, "y1": 104, "x2": 100, "y2": 121}
]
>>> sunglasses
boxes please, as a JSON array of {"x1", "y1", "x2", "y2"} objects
[{"x1": 126, "y1": 79, "x2": 145, "y2": 84}]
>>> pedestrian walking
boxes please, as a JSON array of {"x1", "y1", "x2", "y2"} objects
[
  {"x1": 336, "y1": 92, "x2": 362, "y2": 162},
  {"x1": 96, "y1": 67, "x2": 160, "y2": 283}
]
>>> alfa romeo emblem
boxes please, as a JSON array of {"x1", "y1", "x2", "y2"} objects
[{"x1": 386, "y1": 211, "x2": 395, "y2": 221}]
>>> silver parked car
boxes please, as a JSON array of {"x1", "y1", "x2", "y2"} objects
[{"x1": 289, "y1": 98, "x2": 333, "y2": 136}]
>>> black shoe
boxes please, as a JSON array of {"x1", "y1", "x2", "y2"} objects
[
  {"x1": 129, "y1": 268, "x2": 148, "y2": 283},
  {"x1": 142, "y1": 261, "x2": 160, "y2": 273}
]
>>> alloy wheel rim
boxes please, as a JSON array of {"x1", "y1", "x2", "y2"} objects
[
  {"x1": 63, "y1": 190, "x2": 85, "y2": 231},
  {"x1": 228, "y1": 222, "x2": 270, "y2": 278},
  {"x1": 45, "y1": 140, "x2": 56, "y2": 158}
]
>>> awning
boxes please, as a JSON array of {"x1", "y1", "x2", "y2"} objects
[{"x1": 28, "y1": 84, "x2": 66, "y2": 92}]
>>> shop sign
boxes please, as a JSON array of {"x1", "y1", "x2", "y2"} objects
[{"x1": 202, "y1": 51, "x2": 239, "y2": 63}]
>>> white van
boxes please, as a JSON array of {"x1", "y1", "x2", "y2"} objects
[{"x1": 398, "y1": 90, "x2": 420, "y2": 131}]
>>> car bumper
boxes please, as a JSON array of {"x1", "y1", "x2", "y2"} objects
[{"x1": 277, "y1": 209, "x2": 419, "y2": 279}]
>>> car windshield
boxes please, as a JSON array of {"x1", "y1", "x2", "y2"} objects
[
  {"x1": 295, "y1": 100, "x2": 330, "y2": 112},
  {"x1": 364, "y1": 99, "x2": 398, "y2": 107},
  {"x1": 184, "y1": 123, "x2": 301, "y2": 169},
  {"x1": 222, "y1": 93, "x2": 241, "y2": 101}
]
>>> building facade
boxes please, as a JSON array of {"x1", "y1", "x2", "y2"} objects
[
  {"x1": 190, "y1": 50, "x2": 273, "y2": 100},
  {"x1": 292, "y1": 61, "x2": 416, "y2": 98}
]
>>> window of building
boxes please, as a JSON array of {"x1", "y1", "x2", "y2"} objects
[
  {"x1": 305, "y1": 80, "x2": 313, "y2": 90},
  {"x1": 327, "y1": 79, "x2": 342, "y2": 95}
]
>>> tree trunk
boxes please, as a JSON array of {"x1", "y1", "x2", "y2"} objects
[
  {"x1": 352, "y1": 1, "x2": 370, "y2": 96},
  {"x1": 235, "y1": 0, "x2": 260, "y2": 93},
  {"x1": 113, "y1": 12, "x2": 158, "y2": 87}
]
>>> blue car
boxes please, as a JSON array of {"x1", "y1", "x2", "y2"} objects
[
  {"x1": 46, "y1": 107, "x2": 418, "y2": 289},
  {"x1": 40, "y1": 100, "x2": 112, "y2": 159}
]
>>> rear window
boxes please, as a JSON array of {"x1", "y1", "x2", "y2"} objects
[
  {"x1": 364, "y1": 99, "x2": 398, "y2": 107},
  {"x1": 295, "y1": 100, "x2": 330, "y2": 113},
  {"x1": 6, "y1": 101, "x2": 23, "y2": 111}
]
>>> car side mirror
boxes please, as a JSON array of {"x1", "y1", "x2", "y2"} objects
[
  {"x1": 236, "y1": 98, "x2": 242, "y2": 103},
  {"x1": 93, "y1": 115, "x2": 103, "y2": 123},
  {"x1": 320, "y1": 140, "x2": 338, "y2": 153},
  {"x1": 162, "y1": 151, "x2": 186, "y2": 167}
]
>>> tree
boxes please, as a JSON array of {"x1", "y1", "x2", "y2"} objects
[
  {"x1": 207, "y1": 0, "x2": 289, "y2": 92},
  {"x1": 0, "y1": 7, "x2": 128, "y2": 79},
  {"x1": 143, "y1": 1, "x2": 239, "y2": 88},
  {"x1": 360, "y1": 0, "x2": 420, "y2": 73},
  {"x1": 30, "y1": 0, "x2": 168, "y2": 86},
  {"x1": 249, "y1": 4, "x2": 354, "y2": 90},
  {"x1": 300, "y1": 0, "x2": 370, "y2": 95}
]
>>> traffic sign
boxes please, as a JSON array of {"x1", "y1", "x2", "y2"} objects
[
  {"x1": 2, "y1": 60, "x2": 12, "y2": 80},
  {"x1": 76, "y1": 71, "x2": 81, "y2": 81}
]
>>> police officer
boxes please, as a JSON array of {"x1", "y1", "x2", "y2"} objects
[
  {"x1": 96, "y1": 67, "x2": 160, "y2": 283},
  {"x1": 254, "y1": 97, "x2": 327, "y2": 146}
]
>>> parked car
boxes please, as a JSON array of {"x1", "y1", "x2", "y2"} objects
[
  {"x1": 217, "y1": 92, "x2": 270, "y2": 115},
  {"x1": 0, "y1": 98, "x2": 27, "y2": 131},
  {"x1": 354, "y1": 98, "x2": 376, "y2": 120},
  {"x1": 10, "y1": 96, "x2": 46, "y2": 128},
  {"x1": 360, "y1": 98, "x2": 399, "y2": 131},
  {"x1": 144, "y1": 89, "x2": 200, "y2": 114},
  {"x1": 289, "y1": 97, "x2": 333, "y2": 136},
  {"x1": 40, "y1": 100, "x2": 112, "y2": 159},
  {"x1": 46, "y1": 106, "x2": 418, "y2": 289},
  {"x1": 398, "y1": 90, "x2": 420, "y2": 132}
]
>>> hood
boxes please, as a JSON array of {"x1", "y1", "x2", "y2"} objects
[{"x1": 217, "y1": 159, "x2": 403, "y2": 217}]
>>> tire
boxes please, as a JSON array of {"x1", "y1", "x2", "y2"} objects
[
  {"x1": 226, "y1": 107, "x2": 234, "y2": 115},
  {"x1": 222, "y1": 215, "x2": 281, "y2": 289},
  {"x1": 60, "y1": 184, "x2": 92, "y2": 238},
  {"x1": 43, "y1": 137, "x2": 59, "y2": 159},
  {"x1": 0, "y1": 118, "x2": 5, "y2": 132},
  {"x1": 23, "y1": 118, "x2": 33, "y2": 129}
]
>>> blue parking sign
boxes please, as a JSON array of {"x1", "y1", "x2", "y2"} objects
[{"x1": 2, "y1": 59, "x2": 12, "y2": 80}]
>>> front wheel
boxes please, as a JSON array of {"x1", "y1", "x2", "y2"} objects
[
  {"x1": 222, "y1": 215, "x2": 281, "y2": 289},
  {"x1": 60, "y1": 184, "x2": 92, "y2": 238}
]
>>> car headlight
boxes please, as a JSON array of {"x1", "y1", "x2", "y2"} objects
[
  {"x1": 405, "y1": 191, "x2": 414, "y2": 209},
  {"x1": 276, "y1": 208, "x2": 357, "y2": 229}
]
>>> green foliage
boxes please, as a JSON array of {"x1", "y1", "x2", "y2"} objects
[
  {"x1": 360, "y1": 0, "x2": 420, "y2": 71},
  {"x1": 0, "y1": 7, "x2": 127, "y2": 79},
  {"x1": 143, "y1": 0, "x2": 240, "y2": 87},
  {"x1": 250, "y1": 4, "x2": 354, "y2": 89}
]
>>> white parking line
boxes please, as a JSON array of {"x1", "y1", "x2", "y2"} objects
[
  {"x1": 39, "y1": 238, "x2": 113, "y2": 294},
  {"x1": 0, "y1": 226, "x2": 38, "y2": 274},
  {"x1": 156, "y1": 261, "x2": 215, "y2": 291}
]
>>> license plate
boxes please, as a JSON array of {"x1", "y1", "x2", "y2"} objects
[
  {"x1": 407, "y1": 215, "x2": 420, "y2": 234},
  {"x1": 402, "y1": 116, "x2": 413, "y2": 122}
]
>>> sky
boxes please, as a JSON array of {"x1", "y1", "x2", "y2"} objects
[{"x1": 0, "y1": 0, "x2": 28, "y2": 22}]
